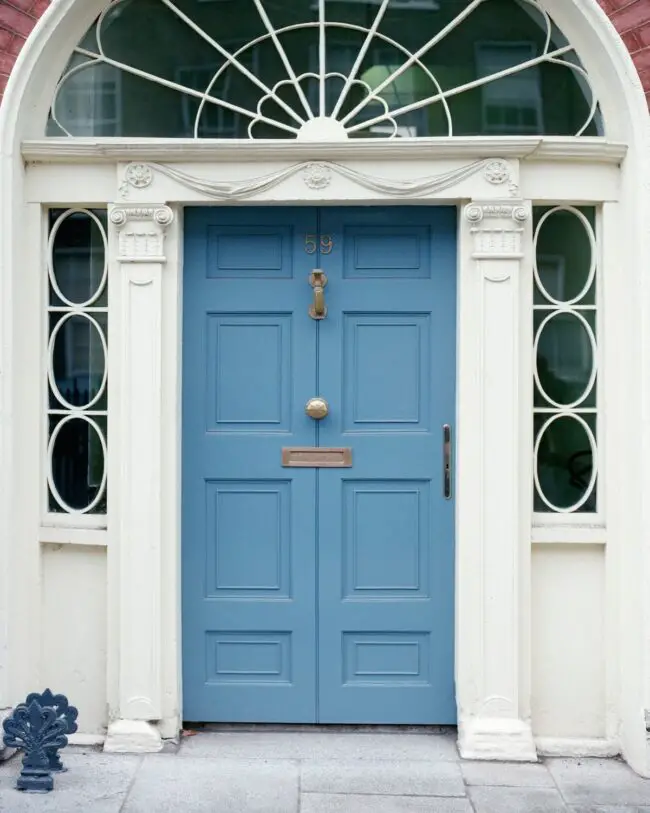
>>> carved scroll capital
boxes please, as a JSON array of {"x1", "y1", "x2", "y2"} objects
[
  {"x1": 464, "y1": 199, "x2": 531, "y2": 264},
  {"x1": 109, "y1": 205, "x2": 174, "y2": 262}
]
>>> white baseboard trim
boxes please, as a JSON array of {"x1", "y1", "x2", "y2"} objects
[
  {"x1": 459, "y1": 718, "x2": 538, "y2": 762},
  {"x1": 535, "y1": 737, "x2": 620, "y2": 758},
  {"x1": 104, "y1": 720, "x2": 163, "y2": 754}
]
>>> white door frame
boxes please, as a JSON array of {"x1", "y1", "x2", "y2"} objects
[
  {"x1": 19, "y1": 142, "x2": 621, "y2": 761},
  {"x1": 2, "y1": 0, "x2": 650, "y2": 773}
]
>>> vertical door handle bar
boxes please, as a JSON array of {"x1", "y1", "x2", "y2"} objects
[{"x1": 443, "y1": 424, "x2": 452, "y2": 499}]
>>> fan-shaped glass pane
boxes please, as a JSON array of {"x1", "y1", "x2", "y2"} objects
[{"x1": 47, "y1": 0, "x2": 602, "y2": 140}]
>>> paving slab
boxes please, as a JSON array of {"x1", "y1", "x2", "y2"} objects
[
  {"x1": 301, "y1": 759, "x2": 465, "y2": 797},
  {"x1": 301, "y1": 792, "x2": 473, "y2": 812},
  {"x1": 469, "y1": 785, "x2": 569, "y2": 812},
  {"x1": 121, "y1": 754, "x2": 299, "y2": 813},
  {"x1": 548, "y1": 758, "x2": 650, "y2": 806},
  {"x1": 178, "y1": 730, "x2": 459, "y2": 762},
  {"x1": 0, "y1": 751, "x2": 140, "y2": 813},
  {"x1": 569, "y1": 807, "x2": 650, "y2": 812},
  {"x1": 461, "y1": 759, "x2": 555, "y2": 787}
]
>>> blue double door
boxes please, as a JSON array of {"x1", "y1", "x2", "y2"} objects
[{"x1": 182, "y1": 205, "x2": 457, "y2": 724}]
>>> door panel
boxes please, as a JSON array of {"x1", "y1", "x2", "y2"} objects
[
  {"x1": 182, "y1": 207, "x2": 318, "y2": 723},
  {"x1": 318, "y1": 207, "x2": 457, "y2": 723}
]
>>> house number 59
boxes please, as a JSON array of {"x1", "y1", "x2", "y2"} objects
[{"x1": 305, "y1": 235, "x2": 334, "y2": 255}]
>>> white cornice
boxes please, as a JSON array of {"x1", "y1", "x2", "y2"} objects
[{"x1": 20, "y1": 136, "x2": 628, "y2": 165}]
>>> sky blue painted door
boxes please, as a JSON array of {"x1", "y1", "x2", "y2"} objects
[
  {"x1": 182, "y1": 207, "x2": 319, "y2": 723},
  {"x1": 317, "y1": 207, "x2": 457, "y2": 724},
  {"x1": 182, "y1": 205, "x2": 456, "y2": 724}
]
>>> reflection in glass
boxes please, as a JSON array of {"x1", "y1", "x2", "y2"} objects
[
  {"x1": 51, "y1": 210, "x2": 106, "y2": 306},
  {"x1": 48, "y1": 0, "x2": 603, "y2": 139},
  {"x1": 47, "y1": 210, "x2": 108, "y2": 515},
  {"x1": 533, "y1": 206, "x2": 598, "y2": 514},
  {"x1": 534, "y1": 311, "x2": 595, "y2": 408},
  {"x1": 535, "y1": 415, "x2": 596, "y2": 512},
  {"x1": 49, "y1": 416, "x2": 107, "y2": 513},
  {"x1": 49, "y1": 313, "x2": 107, "y2": 410},
  {"x1": 534, "y1": 207, "x2": 595, "y2": 305}
]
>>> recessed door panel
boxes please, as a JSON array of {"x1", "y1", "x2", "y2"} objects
[
  {"x1": 343, "y1": 314, "x2": 431, "y2": 430},
  {"x1": 206, "y1": 314, "x2": 292, "y2": 431}
]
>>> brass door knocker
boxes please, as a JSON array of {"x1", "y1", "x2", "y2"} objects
[{"x1": 309, "y1": 270, "x2": 327, "y2": 319}]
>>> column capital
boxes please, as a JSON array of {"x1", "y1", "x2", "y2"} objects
[
  {"x1": 464, "y1": 199, "x2": 531, "y2": 262},
  {"x1": 109, "y1": 204, "x2": 174, "y2": 263}
]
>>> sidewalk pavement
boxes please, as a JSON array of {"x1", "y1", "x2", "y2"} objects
[{"x1": 1, "y1": 728, "x2": 650, "y2": 812}]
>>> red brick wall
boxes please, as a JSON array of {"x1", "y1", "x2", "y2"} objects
[
  {"x1": 599, "y1": 0, "x2": 650, "y2": 107},
  {"x1": 0, "y1": 0, "x2": 649, "y2": 106}
]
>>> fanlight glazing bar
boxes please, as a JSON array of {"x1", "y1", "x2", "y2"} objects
[
  {"x1": 70, "y1": 46, "x2": 301, "y2": 135},
  {"x1": 346, "y1": 43, "x2": 576, "y2": 134},
  {"x1": 330, "y1": 0, "x2": 391, "y2": 119},
  {"x1": 252, "y1": 0, "x2": 314, "y2": 119},
  {"x1": 50, "y1": 0, "x2": 601, "y2": 140},
  {"x1": 339, "y1": 0, "x2": 486, "y2": 126},
  {"x1": 158, "y1": 0, "x2": 307, "y2": 127},
  {"x1": 188, "y1": 20, "x2": 452, "y2": 138},
  {"x1": 319, "y1": 0, "x2": 327, "y2": 117}
]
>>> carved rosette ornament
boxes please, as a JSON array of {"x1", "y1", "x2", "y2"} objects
[
  {"x1": 120, "y1": 163, "x2": 154, "y2": 198},
  {"x1": 483, "y1": 160, "x2": 510, "y2": 186},
  {"x1": 109, "y1": 205, "x2": 174, "y2": 261},
  {"x1": 464, "y1": 201, "x2": 531, "y2": 271},
  {"x1": 302, "y1": 162, "x2": 333, "y2": 189}
]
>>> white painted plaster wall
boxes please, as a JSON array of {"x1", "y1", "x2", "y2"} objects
[
  {"x1": 531, "y1": 544, "x2": 606, "y2": 739},
  {"x1": 40, "y1": 544, "x2": 107, "y2": 735}
]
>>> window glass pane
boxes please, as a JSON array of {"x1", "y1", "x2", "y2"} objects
[
  {"x1": 48, "y1": 0, "x2": 602, "y2": 139},
  {"x1": 534, "y1": 414, "x2": 596, "y2": 513},
  {"x1": 534, "y1": 310, "x2": 596, "y2": 410},
  {"x1": 49, "y1": 415, "x2": 107, "y2": 514}
]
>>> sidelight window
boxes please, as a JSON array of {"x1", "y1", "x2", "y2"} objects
[
  {"x1": 533, "y1": 206, "x2": 598, "y2": 515},
  {"x1": 46, "y1": 209, "x2": 108, "y2": 517}
]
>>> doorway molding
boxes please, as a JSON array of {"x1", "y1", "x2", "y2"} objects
[{"x1": 1, "y1": 0, "x2": 650, "y2": 774}]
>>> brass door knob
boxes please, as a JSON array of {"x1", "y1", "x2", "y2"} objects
[{"x1": 305, "y1": 397, "x2": 329, "y2": 420}]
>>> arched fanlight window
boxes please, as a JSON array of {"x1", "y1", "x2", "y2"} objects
[{"x1": 48, "y1": 0, "x2": 602, "y2": 140}]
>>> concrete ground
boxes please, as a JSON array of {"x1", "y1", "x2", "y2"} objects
[{"x1": 1, "y1": 728, "x2": 650, "y2": 812}]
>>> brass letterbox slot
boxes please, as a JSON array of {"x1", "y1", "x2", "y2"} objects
[{"x1": 282, "y1": 447, "x2": 352, "y2": 468}]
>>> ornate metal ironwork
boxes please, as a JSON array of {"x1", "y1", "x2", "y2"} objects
[
  {"x1": 533, "y1": 205, "x2": 598, "y2": 514},
  {"x1": 50, "y1": 0, "x2": 600, "y2": 140},
  {"x1": 47, "y1": 209, "x2": 108, "y2": 517},
  {"x1": 2, "y1": 701, "x2": 69, "y2": 793},
  {"x1": 25, "y1": 690, "x2": 78, "y2": 772}
]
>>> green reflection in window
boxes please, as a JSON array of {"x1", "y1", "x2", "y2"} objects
[
  {"x1": 48, "y1": 0, "x2": 603, "y2": 139},
  {"x1": 533, "y1": 206, "x2": 598, "y2": 514}
]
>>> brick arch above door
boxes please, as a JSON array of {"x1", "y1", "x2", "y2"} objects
[{"x1": 0, "y1": 0, "x2": 649, "y2": 107}]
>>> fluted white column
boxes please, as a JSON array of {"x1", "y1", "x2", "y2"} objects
[
  {"x1": 456, "y1": 199, "x2": 537, "y2": 762},
  {"x1": 105, "y1": 204, "x2": 174, "y2": 753}
]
